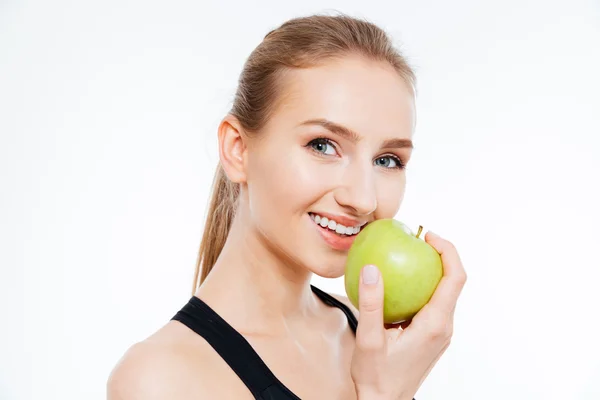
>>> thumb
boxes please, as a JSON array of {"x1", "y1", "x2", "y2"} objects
[{"x1": 355, "y1": 264, "x2": 385, "y2": 350}]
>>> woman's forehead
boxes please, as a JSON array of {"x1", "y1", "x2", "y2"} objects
[{"x1": 267, "y1": 57, "x2": 416, "y2": 141}]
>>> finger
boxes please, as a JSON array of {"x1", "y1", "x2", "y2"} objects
[
  {"x1": 355, "y1": 265, "x2": 386, "y2": 351},
  {"x1": 422, "y1": 231, "x2": 467, "y2": 315}
]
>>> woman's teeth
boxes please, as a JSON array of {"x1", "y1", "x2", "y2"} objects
[{"x1": 309, "y1": 213, "x2": 362, "y2": 236}]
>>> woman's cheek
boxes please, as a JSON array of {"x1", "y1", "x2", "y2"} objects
[{"x1": 375, "y1": 174, "x2": 406, "y2": 217}]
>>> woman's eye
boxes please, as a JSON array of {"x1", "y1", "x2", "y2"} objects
[
  {"x1": 374, "y1": 156, "x2": 404, "y2": 169},
  {"x1": 308, "y1": 138, "x2": 337, "y2": 156}
]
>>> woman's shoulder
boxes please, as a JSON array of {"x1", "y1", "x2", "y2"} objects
[{"x1": 106, "y1": 321, "x2": 253, "y2": 399}]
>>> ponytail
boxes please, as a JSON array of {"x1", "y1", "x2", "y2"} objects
[{"x1": 191, "y1": 164, "x2": 239, "y2": 295}]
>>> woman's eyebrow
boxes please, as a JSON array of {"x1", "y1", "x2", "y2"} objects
[
  {"x1": 298, "y1": 118, "x2": 361, "y2": 143},
  {"x1": 381, "y1": 138, "x2": 413, "y2": 149},
  {"x1": 298, "y1": 118, "x2": 413, "y2": 149}
]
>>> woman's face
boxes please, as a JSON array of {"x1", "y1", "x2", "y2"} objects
[{"x1": 244, "y1": 55, "x2": 415, "y2": 278}]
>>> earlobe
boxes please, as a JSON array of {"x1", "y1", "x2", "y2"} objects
[{"x1": 217, "y1": 115, "x2": 247, "y2": 184}]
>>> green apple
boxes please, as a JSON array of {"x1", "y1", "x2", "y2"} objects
[{"x1": 344, "y1": 219, "x2": 443, "y2": 324}]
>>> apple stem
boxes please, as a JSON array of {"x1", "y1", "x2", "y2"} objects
[{"x1": 416, "y1": 225, "x2": 423, "y2": 239}]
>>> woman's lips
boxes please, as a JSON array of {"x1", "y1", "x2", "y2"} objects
[{"x1": 308, "y1": 213, "x2": 360, "y2": 251}]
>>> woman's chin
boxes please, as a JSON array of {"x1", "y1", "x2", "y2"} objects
[{"x1": 308, "y1": 261, "x2": 346, "y2": 279}]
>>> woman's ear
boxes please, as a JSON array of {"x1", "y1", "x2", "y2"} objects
[{"x1": 217, "y1": 115, "x2": 248, "y2": 184}]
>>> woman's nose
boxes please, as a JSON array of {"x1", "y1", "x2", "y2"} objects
[{"x1": 333, "y1": 165, "x2": 377, "y2": 216}]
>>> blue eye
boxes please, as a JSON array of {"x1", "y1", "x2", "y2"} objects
[
  {"x1": 308, "y1": 138, "x2": 336, "y2": 156},
  {"x1": 374, "y1": 156, "x2": 405, "y2": 169}
]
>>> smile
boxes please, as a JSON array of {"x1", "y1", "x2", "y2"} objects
[
  {"x1": 308, "y1": 212, "x2": 368, "y2": 251},
  {"x1": 308, "y1": 212, "x2": 367, "y2": 236}
]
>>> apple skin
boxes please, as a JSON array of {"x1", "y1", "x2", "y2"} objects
[{"x1": 344, "y1": 219, "x2": 443, "y2": 324}]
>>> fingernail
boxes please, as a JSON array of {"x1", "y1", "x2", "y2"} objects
[
  {"x1": 362, "y1": 265, "x2": 379, "y2": 285},
  {"x1": 428, "y1": 230, "x2": 439, "y2": 238}
]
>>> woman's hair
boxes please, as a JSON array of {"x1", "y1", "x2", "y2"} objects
[{"x1": 191, "y1": 13, "x2": 416, "y2": 294}]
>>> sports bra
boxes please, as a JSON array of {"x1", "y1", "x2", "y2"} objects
[
  {"x1": 171, "y1": 285, "x2": 416, "y2": 399},
  {"x1": 170, "y1": 285, "x2": 357, "y2": 399}
]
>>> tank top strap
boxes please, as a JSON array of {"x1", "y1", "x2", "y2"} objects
[
  {"x1": 309, "y1": 285, "x2": 358, "y2": 333},
  {"x1": 171, "y1": 286, "x2": 364, "y2": 399},
  {"x1": 171, "y1": 296, "x2": 301, "y2": 399}
]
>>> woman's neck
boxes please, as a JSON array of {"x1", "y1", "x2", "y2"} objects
[{"x1": 195, "y1": 205, "x2": 322, "y2": 335}]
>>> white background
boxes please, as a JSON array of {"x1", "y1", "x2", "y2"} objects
[{"x1": 1, "y1": 0, "x2": 599, "y2": 399}]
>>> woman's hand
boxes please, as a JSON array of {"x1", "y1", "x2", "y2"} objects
[{"x1": 350, "y1": 231, "x2": 467, "y2": 400}]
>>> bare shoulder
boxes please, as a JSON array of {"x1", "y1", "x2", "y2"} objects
[
  {"x1": 329, "y1": 292, "x2": 359, "y2": 318},
  {"x1": 107, "y1": 339, "x2": 195, "y2": 399},
  {"x1": 107, "y1": 321, "x2": 252, "y2": 400}
]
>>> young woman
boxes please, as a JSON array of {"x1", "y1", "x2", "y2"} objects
[{"x1": 108, "y1": 14, "x2": 467, "y2": 400}]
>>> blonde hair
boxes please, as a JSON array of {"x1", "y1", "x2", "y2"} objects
[{"x1": 191, "y1": 13, "x2": 416, "y2": 294}]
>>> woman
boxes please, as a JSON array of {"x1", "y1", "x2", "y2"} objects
[{"x1": 107, "y1": 14, "x2": 467, "y2": 400}]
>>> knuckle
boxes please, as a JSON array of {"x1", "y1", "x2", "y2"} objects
[
  {"x1": 440, "y1": 239, "x2": 456, "y2": 254},
  {"x1": 360, "y1": 293, "x2": 382, "y2": 313},
  {"x1": 446, "y1": 240, "x2": 457, "y2": 251},
  {"x1": 427, "y1": 326, "x2": 445, "y2": 341},
  {"x1": 455, "y1": 270, "x2": 467, "y2": 286},
  {"x1": 361, "y1": 300, "x2": 381, "y2": 313},
  {"x1": 425, "y1": 318, "x2": 453, "y2": 342}
]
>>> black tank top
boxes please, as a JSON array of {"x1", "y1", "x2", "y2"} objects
[{"x1": 170, "y1": 285, "x2": 358, "y2": 399}]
